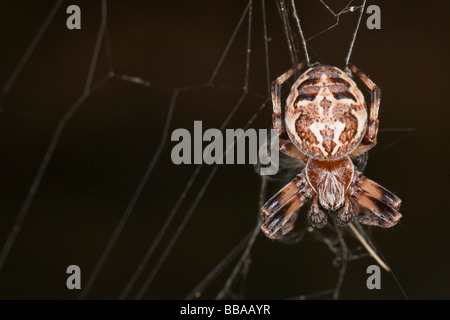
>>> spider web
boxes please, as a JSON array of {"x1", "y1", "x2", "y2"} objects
[{"x1": 0, "y1": 0, "x2": 410, "y2": 299}]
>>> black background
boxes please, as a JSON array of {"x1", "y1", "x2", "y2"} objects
[{"x1": 0, "y1": 0, "x2": 449, "y2": 299}]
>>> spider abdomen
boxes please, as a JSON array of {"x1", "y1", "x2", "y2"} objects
[{"x1": 285, "y1": 66, "x2": 367, "y2": 160}]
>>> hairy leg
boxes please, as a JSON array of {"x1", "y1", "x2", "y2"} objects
[
  {"x1": 307, "y1": 197, "x2": 328, "y2": 228},
  {"x1": 334, "y1": 199, "x2": 353, "y2": 226},
  {"x1": 260, "y1": 173, "x2": 314, "y2": 239},
  {"x1": 348, "y1": 172, "x2": 402, "y2": 228},
  {"x1": 347, "y1": 64, "x2": 381, "y2": 157},
  {"x1": 272, "y1": 63, "x2": 309, "y2": 161}
]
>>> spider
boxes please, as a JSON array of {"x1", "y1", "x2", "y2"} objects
[{"x1": 261, "y1": 63, "x2": 402, "y2": 239}]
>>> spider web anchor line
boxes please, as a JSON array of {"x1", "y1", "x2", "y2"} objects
[
  {"x1": 305, "y1": 0, "x2": 362, "y2": 42},
  {"x1": 0, "y1": 0, "x2": 64, "y2": 103},
  {"x1": 0, "y1": 0, "x2": 111, "y2": 274},
  {"x1": 116, "y1": 1, "x2": 264, "y2": 299},
  {"x1": 208, "y1": 0, "x2": 252, "y2": 85},
  {"x1": 291, "y1": 0, "x2": 311, "y2": 66},
  {"x1": 348, "y1": 223, "x2": 390, "y2": 272},
  {"x1": 277, "y1": 0, "x2": 368, "y2": 67},
  {"x1": 345, "y1": 0, "x2": 367, "y2": 66},
  {"x1": 78, "y1": 87, "x2": 179, "y2": 300}
]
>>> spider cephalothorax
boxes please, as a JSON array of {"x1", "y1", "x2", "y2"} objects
[{"x1": 261, "y1": 63, "x2": 402, "y2": 239}]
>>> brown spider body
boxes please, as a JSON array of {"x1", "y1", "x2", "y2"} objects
[
  {"x1": 285, "y1": 66, "x2": 367, "y2": 160},
  {"x1": 261, "y1": 63, "x2": 402, "y2": 239}
]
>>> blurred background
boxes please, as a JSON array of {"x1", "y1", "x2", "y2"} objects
[{"x1": 0, "y1": 0, "x2": 449, "y2": 299}]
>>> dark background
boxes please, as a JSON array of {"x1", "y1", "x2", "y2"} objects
[{"x1": 0, "y1": 0, "x2": 449, "y2": 299}]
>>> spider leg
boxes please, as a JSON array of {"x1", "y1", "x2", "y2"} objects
[
  {"x1": 357, "y1": 173, "x2": 401, "y2": 210},
  {"x1": 307, "y1": 197, "x2": 328, "y2": 228},
  {"x1": 272, "y1": 63, "x2": 309, "y2": 161},
  {"x1": 269, "y1": 211, "x2": 298, "y2": 240},
  {"x1": 348, "y1": 172, "x2": 402, "y2": 228},
  {"x1": 279, "y1": 139, "x2": 309, "y2": 161},
  {"x1": 355, "y1": 207, "x2": 398, "y2": 228},
  {"x1": 334, "y1": 198, "x2": 353, "y2": 226},
  {"x1": 347, "y1": 64, "x2": 380, "y2": 157},
  {"x1": 272, "y1": 63, "x2": 305, "y2": 135},
  {"x1": 261, "y1": 172, "x2": 314, "y2": 239},
  {"x1": 355, "y1": 192, "x2": 401, "y2": 227}
]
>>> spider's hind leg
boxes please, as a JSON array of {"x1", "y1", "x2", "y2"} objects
[
  {"x1": 349, "y1": 172, "x2": 402, "y2": 228},
  {"x1": 261, "y1": 172, "x2": 314, "y2": 239},
  {"x1": 355, "y1": 207, "x2": 397, "y2": 228},
  {"x1": 357, "y1": 174, "x2": 401, "y2": 210}
]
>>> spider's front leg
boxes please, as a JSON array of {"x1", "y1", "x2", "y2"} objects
[
  {"x1": 348, "y1": 172, "x2": 402, "y2": 228},
  {"x1": 272, "y1": 63, "x2": 309, "y2": 161},
  {"x1": 261, "y1": 172, "x2": 314, "y2": 239},
  {"x1": 347, "y1": 64, "x2": 381, "y2": 157}
]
